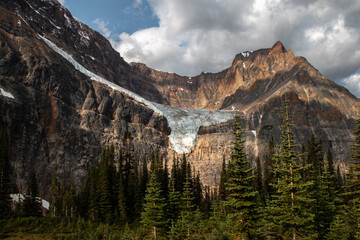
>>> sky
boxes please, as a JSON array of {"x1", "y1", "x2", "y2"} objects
[{"x1": 61, "y1": 0, "x2": 360, "y2": 97}]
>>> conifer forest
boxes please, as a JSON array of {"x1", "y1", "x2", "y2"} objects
[{"x1": 1, "y1": 98, "x2": 360, "y2": 239}]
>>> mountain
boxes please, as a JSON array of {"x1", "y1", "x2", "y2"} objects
[{"x1": 0, "y1": 0, "x2": 359, "y2": 196}]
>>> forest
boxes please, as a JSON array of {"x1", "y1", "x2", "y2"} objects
[{"x1": 1, "y1": 98, "x2": 360, "y2": 239}]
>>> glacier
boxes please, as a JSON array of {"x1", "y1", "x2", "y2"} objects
[{"x1": 39, "y1": 35, "x2": 235, "y2": 153}]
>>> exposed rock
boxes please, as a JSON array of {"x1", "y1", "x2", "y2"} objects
[{"x1": 0, "y1": 0, "x2": 359, "y2": 196}]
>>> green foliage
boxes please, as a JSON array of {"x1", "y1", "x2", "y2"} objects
[
  {"x1": 0, "y1": 126, "x2": 12, "y2": 218},
  {"x1": 142, "y1": 171, "x2": 168, "y2": 239},
  {"x1": 263, "y1": 96, "x2": 316, "y2": 239},
  {"x1": 22, "y1": 172, "x2": 42, "y2": 217},
  {"x1": 224, "y1": 116, "x2": 258, "y2": 239}
]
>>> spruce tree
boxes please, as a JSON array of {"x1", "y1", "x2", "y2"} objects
[
  {"x1": 173, "y1": 168, "x2": 196, "y2": 239},
  {"x1": 142, "y1": 170, "x2": 167, "y2": 239},
  {"x1": 224, "y1": 115, "x2": 258, "y2": 239},
  {"x1": 0, "y1": 127, "x2": 12, "y2": 218},
  {"x1": 23, "y1": 172, "x2": 42, "y2": 217},
  {"x1": 263, "y1": 96, "x2": 316, "y2": 239},
  {"x1": 307, "y1": 136, "x2": 336, "y2": 238},
  {"x1": 218, "y1": 156, "x2": 227, "y2": 201}
]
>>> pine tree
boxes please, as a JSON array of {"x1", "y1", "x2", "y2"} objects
[
  {"x1": 224, "y1": 115, "x2": 258, "y2": 239},
  {"x1": 168, "y1": 176, "x2": 181, "y2": 222},
  {"x1": 263, "y1": 96, "x2": 316, "y2": 239},
  {"x1": 218, "y1": 156, "x2": 227, "y2": 201},
  {"x1": 140, "y1": 155, "x2": 149, "y2": 198},
  {"x1": 118, "y1": 173, "x2": 127, "y2": 225},
  {"x1": 142, "y1": 171, "x2": 167, "y2": 239},
  {"x1": 263, "y1": 136, "x2": 275, "y2": 202},
  {"x1": 174, "y1": 168, "x2": 196, "y2": 239},
  {"x1": 345, "y1": 116, "x2": 360, "y2": 207},
  {"x1": 0, "y1": 126, "x2": 12, "y2": 218},
  {"x1": 23, "y1": 172, "x2": 42, "y2": 217},
  {"x1": 97, "y1": 149, "x2": 113, "y2": 222},
  {"x1": 50, "y1": 167, "x2": 63, "y2": 218},
  {"x1": 306, "y1": 135, "x2": 336, "y2": 238}
]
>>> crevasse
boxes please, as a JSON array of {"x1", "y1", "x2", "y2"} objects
[{"x1": 39, "y1": 35, "x2": 235, "y2": 153}]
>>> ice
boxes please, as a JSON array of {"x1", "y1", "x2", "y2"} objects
[
  {"x1": 39, "y1": 35, "x2": 235, "y2": 153},
  {"x1": 41, "y1": 199, "x2": 50, "y2": 210},
  {"x1": 251, "y1": 130, "x2": 257, "y2": 137},
  {"x1": 0, "y1": 88, "x2": 15, "y2": 99},
  {"x1": 10, "y1": 193, "x2": 49, "y2": 210}
]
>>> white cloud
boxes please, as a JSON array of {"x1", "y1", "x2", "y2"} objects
[
  {"x1": 93, "y1": 18, "x2": 112, "y2": 38},
  {"x1": 342, "y1": 71, "x2": 360, "y2": 97},
  {"x1": 111, "y1": 0, "x2": 360, "y2": 96}
]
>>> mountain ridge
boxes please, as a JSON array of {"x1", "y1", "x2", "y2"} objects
[{"x1": 0, "y1": 0, "x2": 359, "y2": 195}]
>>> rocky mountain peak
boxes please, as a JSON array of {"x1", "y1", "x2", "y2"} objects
[{"x1": 269, "y1": 40, "x2": 287, "y2": 54}]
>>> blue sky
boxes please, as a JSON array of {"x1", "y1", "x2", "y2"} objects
[
  {"x1": 64, "y1": 0, "x2": 158, "y2": 36},
  {"x1": 61, "y1": 0, "x2": 360, "y2": 97}
]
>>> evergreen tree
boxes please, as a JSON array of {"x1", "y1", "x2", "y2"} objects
[
  {"x1": 168, "y1": 176, "x2": 181, "y2": 223},
  {"x1": 118, "y1": 173, "x2": 127, "y2": 225},
  {"x1": 306, "y1": 136, "x2": 336, "y2": 238},
  {"x1": 49, "y1": 167, "x2": 63, "y2": 218},
  {"x1": 224, "y1": 115, "x2": 258, "y2": 239},
  {"x1": 263, "y1": 136, "x2": 275, "y2": 202},
  {"x1": 23, "y1": 172, "x2": 42, "y2": 217},
  {"x1": 97, "y1": 149, "x2": 113, "y2": 222},
  {"x1": 0, "y1": 127, "x2": 12, "y2": 218},
  {"x1": 142, "y1": 171, "x2": 168, "y2": 239},
  {"x1": 263, "y1": 96, "x2": 316, "y2": 239},
  {"x1": 173, "y1": 168, "x2": 196, "y2": 239},
  {"x1": 218, "y1": 156, "x2": 227, "y2": 201},
  {"x1": 140, "y1": 155, "x2": 149, "y2": 198}
]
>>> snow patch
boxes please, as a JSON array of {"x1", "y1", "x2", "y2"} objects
[
  {"x1": 243, "y1": 62, "x2": 246, "y2": 69},
  {"x1": 251, "y1": 130, "x2": 257, "y2": 137},
  {"x1": 243, "y1": 111, "x2": 247, "y2": 115},
  {"x1": 231, "y1": 106, "x2": 235, "y2": 111},
  {"x1": 64, "y1": 13, "x2": 72, "y2": 27},
  {"x1": 180, "y1": 88, "x2": 184, "y2": 91},
  {"x1": 187, "y1": 81, "x2": 193, "y2": 84},
  {"x1": 17, "y1": 20, "x2": 21, "y2": 26},
  {"x1": 0, "y1": 88, "x2": 15, "y2": 99},
  {"x1": 241, "y1": 51, "x2": 250, "y2": 57},
  {"x1": 10, "y1": 193, "x2": 49, "y2": 210},
  {"x1": 39, "y1": 35, "x2": 235, "y2": 153}
]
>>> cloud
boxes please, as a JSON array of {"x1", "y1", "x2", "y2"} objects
[
  {"x1": 342, "y1": 70, "x2": 360, "y2": 97},
  {"x1": 93, "y1": 18, "x2": 112, "y2": 38},
  {"x1": 112, "y1": 0, "x2": 360, "y2": 96},
  {"x1": 133, "y1": 0, "x2": 143, "y2": 8}
]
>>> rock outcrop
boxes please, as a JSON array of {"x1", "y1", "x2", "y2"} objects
[{"x1": 0, "y1": 0, "x2": 359, "y2": 195}]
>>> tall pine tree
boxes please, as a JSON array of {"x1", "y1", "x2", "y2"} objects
[
  {"x1": 142, "y1": 170, "x2": 168, "y2": 239},
  {"x1": 263, "y1": 96, "x2": 316, "y2": 239},
  {"x1": 0, "y1": 126, "x2": 12, "y2": 218},
  {"x1": 224, "y1": 115, "x2": 258, "y2": 239}
]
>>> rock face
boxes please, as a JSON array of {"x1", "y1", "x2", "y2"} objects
[{"x1": 0, "y1": 0, "x2": 359, "y2": 195}]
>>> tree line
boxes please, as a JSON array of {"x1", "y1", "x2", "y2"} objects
[{"x1": 1, "y1": 96, "x2": 360, "y2": 239}]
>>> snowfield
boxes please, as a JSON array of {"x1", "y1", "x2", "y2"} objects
[{"x1": 40, "y1": 35, "x2": 235, "y2": 153}]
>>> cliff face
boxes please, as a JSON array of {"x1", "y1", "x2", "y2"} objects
[
  {"x1": 0, "y1": 0, "x2": 359, "y2": 194},
  {"x1": 0, "y1": 5, "x2": 170, "y2": 197}
]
